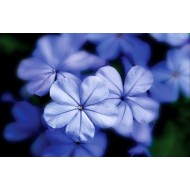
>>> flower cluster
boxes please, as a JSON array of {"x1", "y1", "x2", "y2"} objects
[{"x1": 3, "y1": 33, "x2": 190, "y2": 157}]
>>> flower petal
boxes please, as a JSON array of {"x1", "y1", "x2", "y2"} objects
[
  {"x1": 4, "y1": 123, "x2": 35, "y2": 141},
  {"x1": 179, "y1": 76, "x2": 190, "y2": 97},
  {"x1": 124, "y1": 66, "x2": 154, "y2": 96},
  {"x1": 12, "y1": 101, "x2": 41, "y2": 128},
  {"x1": 63, "y1": 51, "x2": 106, "y2": 71},
  {"x1": 81, "y1": 132, "x2": 107, "y2": 157},
  {"x1": 127, "y1": 96, "x2": 159, "y2": 123},
  {"x1": 80, "y1": 76, "x2": 109, "y2": 106},
  {"x1": 97, "y1": 37, "x2": 120, "y2": 60},
  {"x1": 43, "y1": 102, "x2": 78, "y2": 129},
  {"x1": 87, "y1": 33, "x2": 115, "y2": 43},
  {"x1": 26, "y1": 73, "x2": 56, "y2": 96},
  {"x1": 84, "y1": 103, "x2": 119, "y2": 128},
  {"x1": 96, "y1": 66, "x2": 123, "y2": 96},
  {"x1": 66, "y1": 111, "x2": 95, "y2": 142},
  {"x1": 50, "y1": 78, "x2": 80, "y2": 106},
  {"x1": 113, "y1": 101, "x2": 133, "y2": 137},
  {"x1": 120, "y1": 35, "x2": 151, "y2": 66},
  {"x1": 17, "y1": 58, "x2": 52, "y2": 80},
  {"x1": 131, "y1": 121, "x2": 152, "y2": 146}
]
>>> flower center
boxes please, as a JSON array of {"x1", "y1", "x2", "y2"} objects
[
  {"x1": 172, "y1": 71, "x2": 180, "y2": 78},
  {"x1": 120, "y1": 96, "x2": 126, "y2": 101},
  {"x1": 75, "y1": 141, "x2": 80, "y2": 145},
  {"x1": 77, "y1": 105, "x2": 83, "y2": 111}
]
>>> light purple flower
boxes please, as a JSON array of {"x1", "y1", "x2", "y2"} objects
[
  {"x1": 18, "y1": 34, "x2": 105, "y2": 96},
  {"x1": 41, "y1": 129, "x2": 107, "y2": 157},
  {"x1": 150, "y1": 45, "x2": 190, "y2": 102},
  {"x1": 96, "y1": 66, "x2": 159, "y2": 137},
  {"x1": 43, "y1": 76, "x2": 119, "y2": 142},
  {"x1": 150, "y1": 33, "x2": 189, "y2": 46},
  {"x1": 87, "y1": 33, "x2": 150, "y2": 65}
]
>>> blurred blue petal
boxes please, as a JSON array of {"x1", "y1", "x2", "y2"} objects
[
  {"x1": 129, "y1": 145, "x2": 151, "y2": 157},
  {"x1": 150, "y1": 33, "x2": 189, "y2": 46}
]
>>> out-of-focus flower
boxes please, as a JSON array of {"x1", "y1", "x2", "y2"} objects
[
  {"x1": 39, "y1": 129, "x2": 107, "y2": 157},
  {"x1": 150, "y1": 33, "x2": 189, "y2": 46},
  {"x1": 4, "y1": 101, "x2": 41, "y2": 141},
  {"x1": 96, "y1": 66, "x2": 159, "y2": 137},
  {"x1": 88, "y1": 33, "x2": 150, "y2": 65},
  {"x1": 129, "y1": 144, "x2": 151, "y2": 157},
  {"x1": 43, "y1": 76, "x2": 119, "y2": 142},
  {"x1": 150, "y1": 45, "x2": 190, "y2": 102},
  {"x1": 18, "y1": 34, "x2": 105, "y2": 96},
  {"x1": 1, "y1": 92, "x2": 15, "y2": 103}
]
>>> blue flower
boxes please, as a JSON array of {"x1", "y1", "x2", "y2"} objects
[
  {"x1": 96, "y1": 66, "x2": 159, "y2": 137},
  {"x1": 4, "y1": 101, "x2": 41, "y2": 141},
  {"x1": 43, "y1": 76, "x2": 119, "y2": 142},
  {"x1": 150, "y1": 33, "x2": 189, "y2": 46},
  {"x1": 88, "y1": 33, "x2": 150, "y2": 64},
  {"x1": 39, "y1": 129, "x2": 107, "y2": 157},
  {"x1": 150, "y1": 45, "x2": 190, "y2": 102},
  {"x1": 17, "y1": 34, "x2": 105, "y2": 96}
]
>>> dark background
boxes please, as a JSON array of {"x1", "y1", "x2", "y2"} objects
[{"x1": 0, "y1": 34, "x2": 190, "y2": 157}]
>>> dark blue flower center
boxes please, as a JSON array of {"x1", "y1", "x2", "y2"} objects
[
  {"x1": 75, "y1": 141, "x2": 80, "y2": 145},
  {"x1": 120, "y1": 96, "x2": 126, "y2": 101},
  {"x1": 172, "y1": 71, "x2": 180, "y2": 78}
]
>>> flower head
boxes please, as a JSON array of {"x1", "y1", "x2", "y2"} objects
[
  {"x1": 96, "y1": 66, "x2": 159, "y2": 137},
  {"x1": 150, "y1": 45, "x2": 190, "y2": 102},
  {"x1": 88, "y1": 33, "x2": 150, "y2": 65},
  {"x1": 18, "y1": 34, "x2": 105, "y2": 96},
  {"x1": 43, "y1": 76, "x2": 119, "y2": 142}
]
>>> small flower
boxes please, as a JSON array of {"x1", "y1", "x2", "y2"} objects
[
  {"x1": 150, "y1": 45, "x2": 190, "y2": 102},
  {"x1": 4, "y1": 101, "x2": 41, "y2": 141},
  {"x1": 43, "y1": 76, "x2": 119, "y2": 142},
  {"x1": 40, "y1": 129, "x2": 107, "y2": 157},
  {"x1": 18, "y1": 34, "x2": 105, "y2": 96},
  {"x1": 88, "y1": 33, "x2": 150, "y2": 65},
  {"x1": 150, "y1": 33, "x2": 189, "y2": 46},
  {"x1": 96, "y1": 66, "x2": 159, "y2": 137}
]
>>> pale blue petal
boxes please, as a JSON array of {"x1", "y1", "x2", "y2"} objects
[
  {"x1": 120, "y1": 35, "x2": 151, "y2": 66},
  {"x1": 113, "y1": 101, "x2": 133, "y2": 137},
  {"x1": 26, "y1": 73, "x2": 56, "y2": 96},
  {"x1": 80, "y1": 76, "x2": 109, "y2": 106},
  {"x1": 179, "y1": 76, "x2": 190, "y2": 97},
  {"x1": 84, "y1": 103, "x2": 119, "y2": 128},
  {"x1": 81, "y1": 132, "x2": 107, "y2": 157},
  {"x1": 66, "y1": 111, "x2": 95, "y2": 142},
  {"x1": 63, "y1": 51, "x2": 106, "y2": 71},
  {"x1": 129, "y1": 145, "x2": 151, "y2": 157},
  {"x1": 132, "y1": 122, "x2": 152, "y2": 146},
  {"x1": 43, "y1": 102, "x2": 78, "y2": 129},
  {"x1": 96, "y1": 66, "x2": 123, "y2": 96},
  {"x1": 127, "y1": 96, "x2": 159, "y2": 123},
  {"x1": 124, "y1": 66, "x2": 154, "y2": 96},
  {"x1": 50, "y1": 78, "x2": 80, "y2": 106},
  {"x1": 17, "y1": 58, "x2": 52, "y2": 80},
  {"x1": 97, "y1": 37, "x2": 120, "y2": 60},
  {"x1": 150, "y1": 81, "x2": 179, "y2": 102},
  {"x1": 151, "y1": 61, "x2": 171, "y2": 81},
  {"x1": 57, "y1": 72, "x2": 81, "y2": 85}
]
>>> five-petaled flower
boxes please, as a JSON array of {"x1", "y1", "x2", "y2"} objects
[
  {"x1": 96, "y1": 66, "x2": 159, "y2": 137},
  {"x1": 17, "y1": 34, "x2": 105, "y2": 96},
  {"x1": 150, "y1": 45, "x2": 190, "y2": 102},
  {"x1": 43, "y1": 76, "x2": 119, "y2": 142}
]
